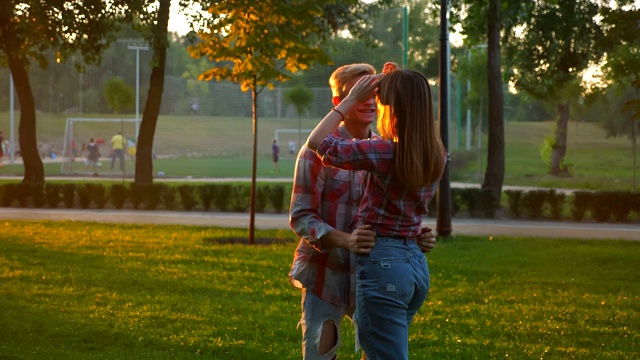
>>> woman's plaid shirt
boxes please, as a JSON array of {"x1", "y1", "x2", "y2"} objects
[{"x1": 316, "y1": 134, "x2": 442, "y2": 239}]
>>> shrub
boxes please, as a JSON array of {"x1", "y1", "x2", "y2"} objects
[
  {"x1": 144, "y1": 184, "x2": 164, "y2": 210},
  {"x1": 177, "y1": 185, "x2": 197, "y2": 211},
  {"x1": 213, "y1": 184, "x2": 232, "y2": 211},
  {"x1": 94, "y1": 184, "x2": 108, "y2": 209},
  {"x1": 230, "y1": 185, "x2": 250, "y2": 212},
  {"x1": 256, "y1": 185, "x2": 270, "y2": 212},
  {"x1": 589, "y1": 192, "x2": 611, "y2": 223},
  {"x1": 269, "y1": 184, "x2": 286, "y2": 213},
  {"x1": 571, "y1": 191, "x2": 591, "y2": 222},
  {"x1": 109, "y1": 184, "x2": 128, "y2": 209},
  {"x1": 45, "y1": 183, "x2": 61, "y2": 209},
  {"x1": 197, "y1": 184, "x2": 216, "y2": 211},
  {"x1": 457, "y1": 188, "x2": 480, "y2": 215},
  {"x1": 610, "y1": 191, "x2": 632, "y2": 222},
  {"x1": 61, "y1": 184, "x2": 76, "y2": 209},
  {"x1": 546, "y1": 190, "x2": 565, "y2": 220},
  {"x1": 128, "y1": 184, "x2": 145, "y2": 210},
  {"x1": 162, "y1": 185, "x2": 177, "y2": 210},
  {"x1": 505, "y1": 190, "x2": 523, "y2": 218},
  {"x1": 0, "y1": 183, "x2": 12, "y2": 207},
  {"x1": 16, "y1": 183, "x2": 31, "y2": 207},
  {"x1": 521, "y1": 190, "x2": 546, "y2": 219},
  {"x1": 77, "y1": 184, "x2": 93, "y2": 209},
  {"x1": 28, "y1": 183, "x2": 45, "y2": 208}
]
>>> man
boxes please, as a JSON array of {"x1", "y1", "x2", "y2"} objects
[
  {"x1": 110, "y1": 131, "x2": 126, "y2": 171},
  {"x1": 272, "y1": 139, "x2": 280, "y2": 173},
  {"x1": 289, "y1": 63, "x2": 437, "y2": 360}
]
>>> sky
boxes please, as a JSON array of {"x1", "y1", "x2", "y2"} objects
[
  {"x1": 167, "y1": 2, "x2": 191, "y2": 36},
  {"x1": 167, "y1": 4, "x2": 464, "y2": 45}
]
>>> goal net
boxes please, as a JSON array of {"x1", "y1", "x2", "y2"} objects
[{"x1": 61, "y1": 117, "x2": 141, "y2": 175}]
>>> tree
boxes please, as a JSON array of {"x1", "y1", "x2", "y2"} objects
[
  {"x1": 104, "y1": 77, "x2": 135, "y2": 113},
  {"x1": 0, "y1": 1, "x2": 127, "y2": 184},
  {"x1": 133, "y1": 0, "x2": 171, "y2": 185},
  {"x1": 284, "y1": 84, "x2": 314, "y2": 147},
  {"x1": 504, "y1": 0, "x2": 604, "y2": 176},
  {"x1": 188, "y1": 0, "x2": 362, "y2": 244},
  {"x1": 450, "y1": 0, "x2": 525, "y2": 208},
  {"x1": 598, "y1": 5, "x2": 640, "y2": 189}
]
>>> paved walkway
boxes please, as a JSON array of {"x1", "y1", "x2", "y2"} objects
[{"x1": 2, "y1": 208, "x2": 638, "y2": 241}]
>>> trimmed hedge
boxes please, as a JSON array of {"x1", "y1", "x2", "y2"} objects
[{"x1": 0, "y1": 182, "x2": 638, "y2": 223}]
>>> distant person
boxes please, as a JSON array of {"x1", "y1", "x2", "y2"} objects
[
  {"x1": 289, "y1": 141, "x2": 296, "y2": 156},
  {"x1": 127, "y1": 137, "x2": 136, "y2": 163},
  {"x1": 110, "y1": 131, "x2": 126, "y2": 171},
  {"x1": 191, "y1": 97, "x2": 199, "y2": 115},
  {"x1": 85, "y1": 138, "x2": 100, "y2": 177},
  {"x1": 271, "y1": 139, "x2": 280, "y2": 173},
  {"x1": 0, "y1": 130, "x2": 4, "y2": 168}
]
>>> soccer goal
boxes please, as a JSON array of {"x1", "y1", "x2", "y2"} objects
[
  {"x1": 61, "y1": 117, "x2": 141, "y2": 174},
  {"x1": 274, "y1": 128, "x2": 313, "y2": 156}
]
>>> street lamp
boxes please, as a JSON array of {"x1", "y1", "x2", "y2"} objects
[
  {"x1": 9, "y1": 74, "x2": 15, "y2": 164},
  {"x1": 127, "y1": 45, "x2": 149, "y2": 139},
  {"x1": 436, "y1": 0, "x2": 453, "y2": 238}
]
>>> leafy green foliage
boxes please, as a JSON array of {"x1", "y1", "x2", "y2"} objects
[
  {"x1": 284, "y1": 85, "x2": 314, "y2": 117},
  {"x1": 189, "y1": 0, "x2": 336, "y2": 91},
  {"x1": 103, "y1": 77, "x2": 135, "y2": 114}
]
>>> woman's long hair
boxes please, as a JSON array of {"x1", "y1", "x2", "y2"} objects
[{"x1": 377, "y1": 69, "x2": 445, "y2": 187}]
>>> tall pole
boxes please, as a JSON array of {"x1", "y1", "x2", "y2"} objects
[
  {"x1": 436, "y1": 0, "x2": 452, "y2": 238},
  {"x1": 9, "y1": 74, "x2": 15, "y2": 164},
  {"x1": 127, "y1": 45, "x2": 149, "y2": 140}
]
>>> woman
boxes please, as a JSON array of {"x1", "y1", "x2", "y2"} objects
[{"x1": 306, "y1": 69, "x2": 446, "y2": 360}]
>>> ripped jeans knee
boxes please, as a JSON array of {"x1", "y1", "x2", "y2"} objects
[{"x1": 300, "y1": 288, "x2": 353, "y2": 360}]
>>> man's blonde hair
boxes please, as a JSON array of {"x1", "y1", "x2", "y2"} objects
[{"x1": 329, "y1": 63, "x2": 376, "y2": 99}]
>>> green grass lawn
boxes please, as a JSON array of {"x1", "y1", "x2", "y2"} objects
[{"x1": 1, "y1": 221, "x2": 638, "y2": 359}]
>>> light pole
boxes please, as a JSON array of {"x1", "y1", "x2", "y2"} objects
[
  {"x1": 127, "y1": 45, "x2": 149, "y2": 139},
  {"x1": 436, "y1": 0, "x2": 452, "y2": 238},
  {"x1": 9, "y1": 74, "x2": 15, "y2": 164}
]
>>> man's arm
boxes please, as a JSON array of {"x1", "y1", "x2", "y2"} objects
[
  {"x1": 320, "y1": 225, "x2": 376, "y2": 254},
  {"x1": 289, "y1": 147, "x2": 335, "y2": 252}
]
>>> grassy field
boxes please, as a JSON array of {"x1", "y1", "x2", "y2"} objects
[
  {"x1": 0, "y1": 112, "x2": 637, "y2": 191},
  {"x1": 1, "y1": 221, "x2": 639, "y2": 359}
]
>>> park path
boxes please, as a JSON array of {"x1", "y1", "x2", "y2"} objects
[{"x1": 1, "y1": 207, "x2": 638, "y2": 241}]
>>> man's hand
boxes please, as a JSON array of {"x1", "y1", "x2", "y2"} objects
[
  {"x1": 348, "y1": 224, "x2": 376, "y2": 254},
  {"x1": 418, "y1": 226, "x2": 437, "y2": 253}
]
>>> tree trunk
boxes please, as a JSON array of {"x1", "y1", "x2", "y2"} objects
[
  {"x1": 632, "y1": 120, "x2": 637, "y2": 191},
  {"x1": 0, "y1": 14, "x2": 44, "y2": 184},
  {"x1": 550, "y1": 102, "x2": 570, "y2": 175},
  {"x1": 481, "y1": 0, "x2": 505, "y2": 209},
  {"x1": 135, "y1": 0, "x2": 170, "y2": 185}
]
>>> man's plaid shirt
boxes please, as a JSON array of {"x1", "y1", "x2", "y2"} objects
[
  {"x1": 288, "y1": 125, "x2": 377, "y2": 307},
  {"x1": 316, "y1": 134, "x2": 442, "y2": 239}
]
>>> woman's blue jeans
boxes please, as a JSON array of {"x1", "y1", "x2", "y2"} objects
[{"x1": 354, "y1": 237, "x2": 430, "y2": 360}]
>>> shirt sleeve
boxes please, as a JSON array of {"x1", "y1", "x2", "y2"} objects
[
  {"x1": 289, "y1": 147, "x2": 335, "y2": 253},
  {"x1": 315, "y1": 134, "x2": 394, "y2": 173}
]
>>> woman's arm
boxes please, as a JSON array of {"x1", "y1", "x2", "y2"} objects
[
  {"x1": 306, "y1": 98, "x2": 356, "y2": 151},
  {"x1": 307, "y1": 74, "x2": 381, "y2": 151}
]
